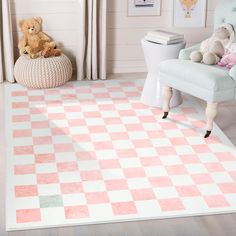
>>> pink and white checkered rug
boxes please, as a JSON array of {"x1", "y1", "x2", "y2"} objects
[{"x1": 4, "y1": 79, "x2": 236, "y2": 231}]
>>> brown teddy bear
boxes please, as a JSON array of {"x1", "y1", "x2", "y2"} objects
[{"x1": 18, "y1": 17, "x2": 61, "y2": 59}]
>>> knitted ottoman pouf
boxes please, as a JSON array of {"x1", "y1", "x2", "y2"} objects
[{"x1": 14, "y1": 54, "x2": 73, "y2": 89}]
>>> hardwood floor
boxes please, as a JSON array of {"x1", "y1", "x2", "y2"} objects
[{"x1": 1, "y1": 74, "x2": 236, "y2": 236}]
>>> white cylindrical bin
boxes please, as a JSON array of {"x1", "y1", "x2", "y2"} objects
[{"x1": 141, "y1": 39, "x2": 186, "y2": 108}]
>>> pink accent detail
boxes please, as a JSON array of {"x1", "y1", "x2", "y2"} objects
[
  {"x1": 98, "y1": 104, "x2": 116, "y2": 110},
  {"x1": 205, "y1": 163, "x2": 225, "y2": 172},
  {"x1": 166, "y1": 165, "x2": 187, "y2": 175},
  {"x1": 107, "y1": 87, "x2": 122, "y2": 92},
  {"x1": 12, "y1": 102, "x2": 28, "y2": 109},
  {"x1": 149, "y1": 176, "x2": 172, "y2": 187},
  {"x1": 33, "y1": 136, "x2": 52, "y2": 145},
  {"x1": 15, "y1": 185, "x2": 38, "y2": 198},
  {"x1": 160, "y1": 123, "x2": 177, "y2": 130},
  {"x1": 99, "y1": 159, "x2": 121, "y2": 169},
  {"x1": 110, "y1": 132, "x2": 129, "y2": 140},
  {"x1": 94, "y1": 93, "x2": 110, "y2": 98},
  {"x1": 35, "y1": 154, "x2": 55, "y2": 163},
  {"x1": 131, "y1": 189, "x2": 155, "y2": 201},
  {"x1": 131, "y1": 102, "x2": 147, "y2": 109},
  {"x1": 125, "y1": 92, "x2": 140, "y2": 97},
  {"x1": 37, "y1": 173, "x2": 58, "y2": 184},
  {"x1": 192, "y1": 174, "x2": 213, "y2": 184},
  {"x1": 65, "y1": 206, "x2": 89, "y2": 219},
  {"x1": 103, "y1": 117, "x2": 122, "y2": 124},
  {"x1": 216, "y1": 153, "x2": 235, "y2": 162},
  {"x1": 192, "y1": 120, "x2": 205, "y2": 128},
  {"x1": 28, "y1": 96, "x2": 44, "y2": 102},
  {"x1": 123, "y1": 167, "x2": 146, "y2": 178},
  {"x1": 119, "y1": 110, "x2": 136, "y2": 117},
  {"x1": 88, "y1": 126, "x2": 107, "y2": 133},
  {"x1": 76, "y1": 151, "x2": 96, "y2": 161},
  {"x1": 116, "y1": 149, "x2": 137, "y2": 158},
  {"x1": 159, "y1": 198, "x2": 185, "y2": 211},
  {"x1": 51, "y1": 127, "x2": 69, "y2": 136},
  {"x1": 112, "y1": 202, "x2": 137, "y2": 215},
  {"x1": 14, "y1": 146, "x2": 34, "y2": 155},
  {"x1": 61, "y1": 182, "x2": 83, "y2": 194},
  {"x1": 14, "y1": 165, "x2": 35, "y2": 175},
  {"x1": 12, "y1": 115, "x2": 30, "y2": 123},
  {"x1": 13, "y1": 129, "x2": 32, "y2": 138},
  {"x1": 176, "y1": 186, "x2": 201, "y2": 197},
  {"x1": 204, "y1": 195, "x2": 229, "y2": 208},
  {"x1": 180, "y1": 154, "x2": 199, "y2": 164},
  {"x1": 156, "y1": 147, "x2": 176, "y2": 156},
  {"x1": 181, "y1": 107, "x2": 197, "y2": 114},
  {"x1": 16, "y1": 209, "x2": 41, "y2": 223},
  {"x1": 132, "y1": 139, "x2": 152, "y2": 148},
  {"x1": 105, "y1": 179, "x2": 128, "y2": 191},
  {"x1": 62, "y1": 94, "x2": 77, "y2": 100},
  {"x1": 131, "y1": 102, "x2": 147, "y2": 110},
  {"x1": 140, "y1": 157, "x2": 161, "y2": 167},
  {"x1": 171, "y1": 138, "x2": 188, "y2": 146},
  {"x1": 218, "y1": 183, "x2": 236, "y2": 194},
  {"x1": 86, "y1": 192, "x2": 109, "y2": 204},
  {"x1": 57, "y1": 162, "x2": 78, "y2": 172},
  {"x1": 68, "y1": 119, "x2": 86, "y2": 127},
  {"x1": 64, "y1": 106, "x2": 81, "y2": 112},
  {"x1": 91, "y1": 83, "x2": 105, "y2": 88},
  {"x1": 54, "y1": 144, "x2": 74, "y2": 153},
  {"x1": 125, "y1": 124, "x2": 143, "y2": 131},
  {"x1": 193, "y1": 145, "x2": 211, "y2": 153},
  {"x1": 12, "y1": 91, "x2": 27, "y2": 96},
  {"x1": 48, "y1": 113, "x2": 66, "y2": 120},
  {"x1": 46, "y1": 100, "x2": 62, "y2": 106},
  {"x1": 80, "y1": 170, "x2": 102, "y2": 181},
  {"x1": 94, "y1": 141, "x2": 113, "y2": 150},
  {"x1": 30, "y1": 107, "x2": 46, "y2": 114},
  {"x1": 32, "y1": 121, "x2": 49, "y2": 129},
  {"x1": 44, "y1": 89, "x2": 59, "y2": 95},
  {"x1": 230, "y1": 171, "x2": 236, "y2": 181}
]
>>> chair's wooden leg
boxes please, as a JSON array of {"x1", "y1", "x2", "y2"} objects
[
  {"x1": 162, "y1": 86, "x2": 173, "y2": 119},
  {"x1": 205, "y1": 102, "x2": 218, "y2": 138}
]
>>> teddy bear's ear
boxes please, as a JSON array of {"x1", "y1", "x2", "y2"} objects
[
  {"x1": 34, "y1": 17, "x2": 42, "y2": 25},
  {"x1": 19, "y1": 20, "x2": 24, "y2": 29}
]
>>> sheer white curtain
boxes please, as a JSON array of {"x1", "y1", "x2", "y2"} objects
[
  {"x1": 77, "y1": 0, "x2": 107, "y2": 81},
  {"x1": 0, "y1": 0, "x2": 14, "y2": 83}
]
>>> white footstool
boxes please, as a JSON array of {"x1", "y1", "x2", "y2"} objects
[{"x1": 141, "y1": 39, "x2": 186, "y2": 107}]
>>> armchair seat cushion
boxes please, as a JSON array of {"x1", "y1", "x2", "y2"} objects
[{"x1": 159, "y1": 59, "x2": 236, "y2": 102}]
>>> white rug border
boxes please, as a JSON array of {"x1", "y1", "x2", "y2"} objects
[{"x1": 4, "y1": 80, "x2": 236, "y2": 231}]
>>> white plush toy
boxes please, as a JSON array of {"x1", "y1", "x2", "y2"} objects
[{"x1": 190, "y1": 23, "x2": 235, "y2": 65}]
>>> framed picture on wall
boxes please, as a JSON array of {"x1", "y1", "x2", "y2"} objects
[
  {"x1": 173, "y1": 0, "x2": 207, "y2": 27},
  {"x1": 127, "y1": 0, "x2": 161, "y2": 16}
]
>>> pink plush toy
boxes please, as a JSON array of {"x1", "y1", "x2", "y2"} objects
[{"x1": 218, "y1": 52, "x2": 236, "y2": 69}]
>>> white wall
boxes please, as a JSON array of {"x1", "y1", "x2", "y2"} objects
[
  {"x1": 107, "y1": 0, "x2": 221, "y2": 74},
  {"x1": 10, "y1": 0, "x2": 80, "y2": 72},
  {"x1": 10, "y1": 0, "x2": 221, "y2": 75}
]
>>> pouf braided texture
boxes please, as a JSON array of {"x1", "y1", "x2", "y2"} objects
[{"x1": 14, "y1": 54, "x2": 73, "y2": 89}]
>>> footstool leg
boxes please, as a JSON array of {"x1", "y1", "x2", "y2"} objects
[
  {"x1": 162, "y1": 86, "x2": 173, "y2": 119},
  {"x1": 205, "y1": 102, "x2": 218, "y2": 138}
]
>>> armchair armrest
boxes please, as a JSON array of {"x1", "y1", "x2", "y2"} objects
[
  {"x1": 229, "y1": 65, "x2": 236, "y2": 83},
  {"x1": 178, "y1": 44, "x2": 200, "y2": 60}
]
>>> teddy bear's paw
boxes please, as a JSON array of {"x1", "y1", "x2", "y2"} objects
[
  {"x1": 203, "y1": 53, "x2": 218, "y2": 65},
  {"x1": 190, "y1": 51, "x2": 203, "y2": 63}
]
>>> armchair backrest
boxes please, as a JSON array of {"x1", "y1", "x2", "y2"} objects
[{"x1": 215, "y1": 0, "x2": 236, "y2": 41}]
